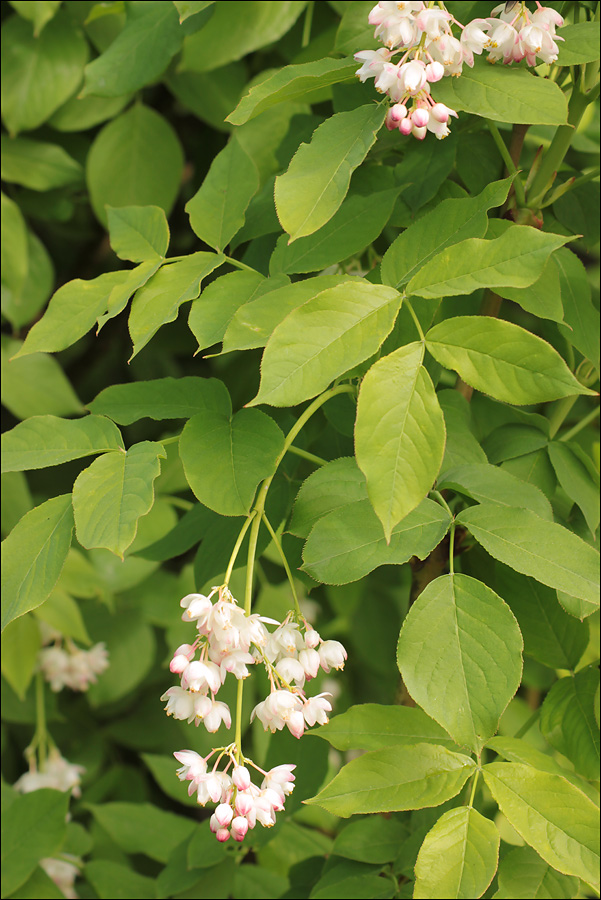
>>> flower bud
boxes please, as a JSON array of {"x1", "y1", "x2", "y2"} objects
[
  {"x1": 411, "y1": 107, "x2": 429, "y2": 128},
  {"x1": 215, "y1": 803, "x2": 234, "y2": 827},
  {"x1": 389, "y1": 103, "x2": 408, "y2": 123},
  {"x1": 216, "y1": 828, "x2": 230, "y2": 842},
  {"x1": 235, "y1": 792, "x2": 254, "y2": 816},
  {"x1": 425, "y1": 61, "x2": 445, "y2": 82},
  {"x1": 412, "y1": 124, "x2": 428, "y2": 140},
  {"x1": 231, "y1": 816, "x2": 249, "y2": 841},
  {"x1": 399, "y1": 117, "x2": 413, "y2": 135},
  {"x1": 232, "y1": 766, "x2": 251, "y2": 791}
]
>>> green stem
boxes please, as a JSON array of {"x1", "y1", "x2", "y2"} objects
[
  {"x1": 467, "y1": 768, "x2": 480, "y2": 808},
  {"x1": 548, "y1": 396, "x2": 578, "y2": 439},
  {"x1": 287, "y1": 445, "x2": 328, "y2": 467},
  {"x1": 224, "y1": 255, "x2": 257, "y2": 274},
  {"x1": 430, "y1": 490, "x2": 453, "y2": 518},
  {"x1": 224, "y1": 511, "x2": 257, "y2": 586},
  {"x1": 275, "y1": 384, "x2": 356, "y2": 470},
  {"x1": 301, "y1": 1, "x2": 314, "y2": 47},
  {"x1": 33, "y1": 672, "x2": 47, "y2": 768},
  {"x1": 487, "y1": 121, "x2": 526, "y2": 207},
  {"x1": 528, "y1": 86, "x2": 591, "y2": 208},
  {"x1": 514, "y1": 708, "x2": 540, "y2": 740},
  {"x1": 160, "y1": 434, "x2": 181, "y2": 446},
  {"x1": 262, "y1": 512, "x2": 301, "y2": 615},
  {"x1": 404, "y1": 299, "x2": 425, "y2": 342},
  {"x1": 234, "y1": 679, "x2": 244, "y2": 764},
  {"x1": 448, "y1": 521, "x2": 456, "y2": 577},
  {"x1": 559, "y1": 406, "x2": 600, "y2": 442},
  {"x1": 244, "y1": 511, "x2": 263, "y2": 616},
  {"x1": 167, "y1": 496, "x2": 194, "y2": 511}
]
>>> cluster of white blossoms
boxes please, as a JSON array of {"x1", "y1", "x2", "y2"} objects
[
  {"x1": 355, "y1": 1, "x2": 564, "y2": 140},
  {"x1": 175, "y1": 748, "x2": 296, "y2": 843},
  {"x1": 38, "y1": 624, "x2": 109, "y2": 692},
  {"x1": 162, "y1": 586, "x2": 347, "y2": 841},
  {"x1": 14, "y1": 750, "x2": 84, "y2": 898},
  {"x1": 13, "y1": 748, "x2": 85, "y2": 796}
]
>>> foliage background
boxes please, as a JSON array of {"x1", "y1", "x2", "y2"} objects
[{"x1": 1, "y1": 1, "x2": 599, "y2": 899}]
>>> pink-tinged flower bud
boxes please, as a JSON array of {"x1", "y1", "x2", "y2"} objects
[
  {"x1": 425, "y1": 61, "x2": 445, "y2": 83},
  {"x1": 411, "y1": 107, "x2": 429, "y2": 128},
  {"x1": 214, "y1": 803, "x2": 234, "y2": 826},
  {"x1": 412, "y1": 124, "x2": 428, "y2": 140},
  {"x1": 235, "y1": 792, "x2": 254, "y2": 816},
  {"x1": 209, "y1": 813, "x2": 220, "y2": 833},
  {"x1": 170, "y1": 654, "x2": 191, "y2": 674},
  {"x1": 390, "y1": 103, "x2": 408, "y2": 122},
  {"x1": 398, "y1": 117, "x2": 412, "y2": 135},
  {"x1": 231, "y1": 816, "x2": 249, "y2": 841},
  {"x1": 431, "y1": 102, "x2": 457, "y2": 123},
  {"x1": 299, "y1": 648, "x2": 320, "y2": 679},
  {"x1": 287, "y1": 710, "x2": 306, "y2": 739},
  {"x1": 216, "y1": 828, "x2": 230, "y2": 842},
  {"x1": 232, "y1": 766, "x2": 251, "y2": 791}
]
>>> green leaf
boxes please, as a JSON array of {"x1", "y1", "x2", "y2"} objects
[
  {"x1": 86, "y1": 802, "x2": 196, "y2": 863},
  {"x1": 1, "y1": 415, "x2": 124, "y2": 473},
  {"x1": 1, "y1": 192, "x2": 28, "y2": 298},
  {"x1": 555, "y1": 247, "x2": 600, "y2": 369},
  {"x1": 49, "y1": 91, "x2": 132, "y2": 132},
  {"x1": 189, "y1": 270, "x2": 285, "y2": 353},
  {"x1": 180, "y1": 407, "x2": 284, "y2": 516},
  {"x1": 274, "y1": 104, "x2": 386, "y2": 242},
  {"x1": 222, "y1": 274, "x2": 354, "y2": 354},
  {"x1": 34, "y1": 587, "x2": 91, "y2": 645},
  {"x1": 1, "y1": 789, "x2": 69, "y2": 896},
  {"x1": 495, "y1": 566, "x2": 588, "y2": 671},
  {"x1": 381, "y1": 177, "x2": 513, "y2": 290},
  {"x1": 88, "y1": 375, "x2": 230, "y2": 425},
  {"x1": 425, "y1": 317, "x2": 592, "y2": 405},
  {"x1": 72, "y1": 441, "x2": 165, "y2": 556},
  {"x1": 15, "y1": 271, "x2": 130, "y2": 357},
  {"x1": 106, "y1": 205, "x2": 169, "y2": 262},
  {"x1": 228, "y1": 57, "x2": 357, "y2": 125},
  {"x1": 1, "y1": 495, "x2": 74, "y2": 631},
  {"x1": 85, "y1": 860, "x2": 158, "y2": 900},
  {"x1": 483, "y1": 424, "x2": 548, "y2": 465},
  {"x1": 166, "y1": 64, "x2": 246, "y2": 133},
  {"x1": 494, "y1": 845, "x2": 579, "y2": 900},
  {"x1": 438, "y1": 464, "x2": 552, "y2": 521},
  {"x1": 457, "y1": 504, "x2": 600, "y2": 611},
  {"x1": 312, "y1": 702, "x2": 459, "y2": 752},
  {"x1": 186, "y1": 823, "x2": 231, "y2": 869},
  {"x1": 355, "y1": 343, "x2": 445, "y2": 540},
  {"x1": 8, "y1": 1, "x2": 62, "y2": 36},
  {"x1": 96, "y1": 259, "x2": 162, "y2": 331},
  {"x1": 179, "y1": 1, "x2": 307, "y2": 72},
  {"x1": 398, "y1": 574, "x2": 523, "y2": 752},
  {"x1": 1, "y1": 13, "x2": 88, "y2": 135},
  {"x1": 311, "y1": 861, "x2": 395, "y2": 899},
  {"x1": 332, "y1": 817, "x2": 408, "y2": 865},
  {"x1": 414, "y1": 807, "x2": 500, "y2": 899},
  {"x1": 497, "y1": 257, "x2": 564, "y2": 323},
  {"x1": 548, "y1": 442, "x2": 600, "y2": 536},
  {"x1": 540, "y1": 666, "x2": 600, "y2": 781},
  {"x1": 557, "y1": 22, "x2": 601, "y2": 66},
  {"x1": 2, "y1": 338, "x2": 82, "y2": 419},
  {"x1": 8, "y1": 865, "x2": 65, "y2": 899},
  {"x1": 86, "y1": 604, "x2": 155, "y2": 704},
  {"x1": 394, "y1": 132, "x2": 457, "y2": 212},
  {"x1": 433, "y1": 61, "x2": 568, "y2": 125},
  {"x1": 482, "y1": 762, "x2": 599, "y2": 890},
  {"x1": 408, "y1": 226, "x2": 571, "y2": 300},
  {"x1": 0, "y1": 614, "x2": 41, "y2": 699},
  {"x1": 302, "y1": 497, "x2": 451, "y2": 585},
  {"x1": 1, "y1": 135, "x2": 82, "y2": 191},
  {"x1": 307, "y1": 743, "x2": 476, "y2": 817},
  {"x1": 270, "y1": 183, "x2": 400, "y2": 276},
  {"x1": 486, "y1": 736, "x2": 598, "y2": 804},
  {"x1": 557, "y1": 590, "x2": 598, "y2": 621},
  {"x1": 86, "y1": 105, "x2": 184, "y2": 225},
  {"x1": 249, "y1": 281, "x2": 400, "y2": 407},
  {"x1": 289, "y1": 457, "x2": 365, "y2": 539},
  {"x1": 82, "y1": 1, "x2": 183, "y2": 97},
  {"x1": 128, "y1": 252, "x2": 224, "y2": 358},
  {"x1": 186, "y1": 138, "x2": 259, "y2": 251},
  {"x1": 173, "y1": 1, "x2": 216, "y2": 22}
]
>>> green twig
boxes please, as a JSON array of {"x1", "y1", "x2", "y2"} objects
[
  {"x1": 487, "y1": 121, "x2": 526, "y2": 207},
  {"x1": 287, "y1": 445, "x2": 328, "y2": 466},
  {"x1": 514, "y1": 708, "x2": 540, "y2": 739},
  {"x1": 224, "y1": 511, "x2": 257, "y2": 586},
  {"x1": 404, "y1": 299, "x2": 425, "y2": 342},
  {"x1": 302, "y1": 1, "x2": 314, "y2": 47},
  {"x1": 262, "y1": 512, "x2": 301, "y2": 615},
  {"x1": 559, "y1": 406, "x2": 600, "y2": 442}
]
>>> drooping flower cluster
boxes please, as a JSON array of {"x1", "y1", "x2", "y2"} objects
[
  {"x1": 174, "y1": 747, "x2": 296, "y2": 842},
  {"x1": 14, "y1": 750, "x2": 84, "y2": 898},
  {"x1": 14, "y1": 748, "x2": 85, "y2": 796},
  {"x1": 38, "y1": 623, "x2": 109, "y2": 692},
  {"x1": 355, "y1": 1, "x2": 564, "y2": 141},
  {"x1": 162, "y1": 586, "x2": 347, "y2": 840}
]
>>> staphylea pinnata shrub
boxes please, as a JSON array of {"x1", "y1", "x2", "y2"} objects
[{"x1": 0, "y1": 0, "x2": 599, "y2": 898}]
